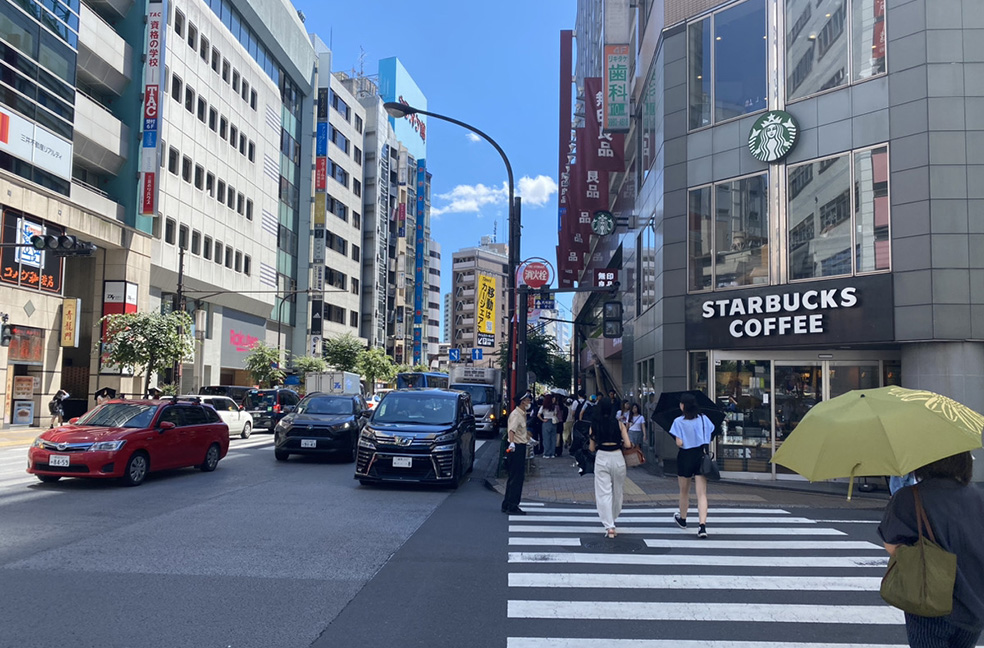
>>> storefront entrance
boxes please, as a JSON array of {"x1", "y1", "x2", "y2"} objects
[{"x1": 692, "y1": 351, "x2": 900, "y2": 478}]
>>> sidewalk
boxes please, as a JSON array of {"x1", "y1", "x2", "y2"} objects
[
  {"x1": 0, "y1": 425, "x2": 39, "y2": 449},
  {"x1": 480, "y1": 444, "x2": 891, "y2": 510}
]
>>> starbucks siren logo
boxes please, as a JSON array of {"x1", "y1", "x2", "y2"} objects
[{"x1": 748, "y1": 110, "x2": 798, "y2": 163}]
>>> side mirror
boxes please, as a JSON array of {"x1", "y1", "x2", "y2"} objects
[
  {"x1": 361, "y1": 410, "x2": 371, "y2": 418},
  {"x1": 159, "y1": 421, "x2": 176, "y2": 432}
]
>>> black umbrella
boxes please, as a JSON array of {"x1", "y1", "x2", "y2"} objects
[{"x1": 652, "y1": 390, "x2": 726, "y2": 437}]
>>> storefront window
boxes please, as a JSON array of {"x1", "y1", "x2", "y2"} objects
[
  {"x1": 883, "y1": 360, "x2": 901, "y2": 386},
  {"x1": 716, "y1": 359, "x2": 772, "y2": 473},
  {"x1": 786, "y1": 0, "x2": 886, "y2": 102},
  {"x1": 688, "y1": 0, "x2": 767, "y2": 129},
  {"x1": 774, "y1": 364, "x2": 822, "y2": 473},
  {"x1": 788, "y1": 146, "x2": 889, "y2": 280},
  {"x1": 829, "y1": 362, "x2": 879, "y2": 397}
]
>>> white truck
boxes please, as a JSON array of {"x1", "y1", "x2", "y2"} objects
[
  {"x1": 449, "y1": 366, "x2": 503, "y2": 437},
  {"x1": 306, "y1": 371, "x2": 362, "y2": 396}
]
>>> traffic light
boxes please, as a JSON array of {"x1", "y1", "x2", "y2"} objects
[
  {"x1": 603, "y1": 301, "x2": 622, "y2": 339},
  {"x1": 30, "y1": 234, "x2": 96, "y2": 257},
  {"x1": 1, "y1": 324, "x2": 12, "y2": 347}
]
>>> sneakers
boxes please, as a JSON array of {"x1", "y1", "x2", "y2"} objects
[
  {"x1": 673, "y1": 513, "x2": 687, "y2": 529},
  {"x1": 697, "y1": 524, "x2": 708, "y2": 539}
]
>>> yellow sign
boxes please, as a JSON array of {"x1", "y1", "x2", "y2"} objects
[
  {"x1": 477, "y1": 275, "x2": 496, "y2": 335},
  {"x1": 314, "y1": 194, "x2": 326, "y2": 227},
  {"x1": 61, "y1": 297, "x2": 80, "y2": 347}
]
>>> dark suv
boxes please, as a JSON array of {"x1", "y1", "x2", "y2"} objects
[
  {"x1": 242, "y1": 388, "x2": 300, "y2": 431},
  {"x1": 273, "y1": 393, "x2": 369, "y2": 462},
  {"x1": 355, "y1": 389, "x2": 476, "y2": 487}
]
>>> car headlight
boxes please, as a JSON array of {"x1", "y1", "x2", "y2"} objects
[
  {"x1": 89, "y1": 440, "x2": 126, "y2": 452},
  {"x1": 32, "y1": 436, "x2": 45, "y2": 448},
  {"x1": 434, "y1": 431, "x2": 457, "y2": 443},
  {"x1": 340, "y1": 421, "x2": 353, "y2": 430},
  {"x1": 359, "y1": 428, "x2": 377, "y2": 448}
]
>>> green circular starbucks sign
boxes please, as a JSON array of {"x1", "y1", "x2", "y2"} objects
[
  {"x1": 592, "y1": 210, "x2": 615, "y2": 236},
  {"x1": 748, "y1": 110, "x2": 799, "y2": 163}
]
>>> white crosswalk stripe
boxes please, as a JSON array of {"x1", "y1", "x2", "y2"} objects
[{"x1": 505, "y1": 504, "x2": 910, "y2": 646}]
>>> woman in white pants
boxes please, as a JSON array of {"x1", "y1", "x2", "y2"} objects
[{"x1": 590, "y1": 397, "x2": 633, "y2": 538}]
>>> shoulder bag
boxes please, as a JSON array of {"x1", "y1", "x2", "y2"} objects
[
  {"x1": 698, "y1": 418, "x2": 720, "y2": 480},
  {"x1": 622, "y1": 444, "x2": 645, "y2": 467},
  {"x1": 879, "y1": 485, "x2": 957, "y2": 617}
]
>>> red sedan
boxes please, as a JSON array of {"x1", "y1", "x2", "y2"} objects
[{"x1": 27, "y1": 399, "x2": 230, "y2": 486}]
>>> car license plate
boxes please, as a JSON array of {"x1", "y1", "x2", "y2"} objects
[
  {"x1": 300, "y1": 439, "x2": 316, "y2": 448},
  {"x1": 49, "y1": 454, "x2": 70, "y2": 467},
  {"x1": 392, "y1": 456, "x2": 412, "y2": 468}
]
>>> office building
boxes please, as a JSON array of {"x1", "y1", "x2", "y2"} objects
[{"x1": 449, "y1": 236, "x2": 509, "y2": 363}]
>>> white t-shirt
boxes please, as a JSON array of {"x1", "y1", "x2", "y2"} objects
[
  {"x1": 627, "y1": 414, "x2": 645, "y2": 432},
  {"x1": 539, "y1": 405, "x2": 557, "y2": 424}
]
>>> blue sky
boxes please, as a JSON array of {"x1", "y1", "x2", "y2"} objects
[{"x1": 296, "y1": 0, "x2": 577, "y2": 326}]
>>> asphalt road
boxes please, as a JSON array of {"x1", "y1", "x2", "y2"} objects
[{"x1": 0, "y1": 435, "x2": 460, "y2": 648}]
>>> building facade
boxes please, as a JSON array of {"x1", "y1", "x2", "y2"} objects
[
  {"x1": 449, "y1": 237, "x2": 509, "y2": 364},
  {"x1": 568, "y1": 0, "x2": 984, "y2": 480},
  {"x1": 425, "y1": 238, "x2": 441, "y2": 363}
]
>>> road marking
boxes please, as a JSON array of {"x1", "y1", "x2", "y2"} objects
[
  {"x1": 508, "y1": 525, "x2": 846, "y2": 535},
  {"x1": 508, "y1": 573, "x2": 883, "y2": 591},
  {"x1": 507, "y1": 600, "x2": 904, "y2": 624},
  {"x1": 508, "y1": 537, "x2": 582, "y2": 547},
  {"x1": 508, "y1": 552, "x2": 888, "y2": 568},
  {"x1": 814, "y1": 519, "x2": 880, "y2": 524},
  {"x1": 519, "y1": 502, "x2": 545, "y2": 507},
  {"x1": 507, "y1": 640, "x2": 909, "y2": 648},
  {"x1": 512, "y1": 515, "x2": 816, "y2": 524},
  {"x1": 229, "y1": 438, "x2": 274, "y2": 450},
  {"x1": 515, "y1": 507, "x2": 790, "y2": 514},
  {"x1": 643, "y1": 539, "x2": 882, "y2": 550}
]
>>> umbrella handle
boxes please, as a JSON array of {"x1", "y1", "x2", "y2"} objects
[{"x1": 846, "y1": 462, "x2": 861, "y2": 501}]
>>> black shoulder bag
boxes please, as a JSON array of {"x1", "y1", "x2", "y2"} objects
[{"x1": 698, "y1": 417, "x2": 720, "y2": 481}]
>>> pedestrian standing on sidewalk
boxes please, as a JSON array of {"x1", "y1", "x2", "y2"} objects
[
  {"x1": 48, "y1": 389, "x2": 69, "y2": 428},
  {"x1": 538, "y1": 393, "x2": 558, "y2": 459},
  {"x1": 616, "y1": 399, "x2": 631, "y2": 427},
  {"x1": 561, "y1": 398, "x2": 575, "y2": 453},
  {"x1": 554, "y1": 397, "x2": 569, "y2": 457},
  {"x1": 626, "y1": 402, "x2": 647, "y2": 451},
  {"x1": 590, "y1": 397, "x2": 633, "y2": 538},
  {"x1": 879, "y1": 451, "x2": 984, "y2": 648},
  {"x1": 502, "y1": 391, "x2": 533, "y2": 515},
  {"x1": 670, "y1": 393, "x2": 714, "y2": 539}
]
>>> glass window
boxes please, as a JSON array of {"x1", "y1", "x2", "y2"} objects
[
  {"x1": 232, "y1": 69, "x2": 239, "y2": 92},
  {"x1": 225, "y1": 245, "x2": 233, "y2": 268},
  {"x1": 194, "y1": 164, "x2": 203, "y2": 189},
  {"x1": 788, "y1": 154, "x2": 850, "y2": 279},
  {"x1": 181, "y1": 156, "x2": 191, "y2": 182},
  {"x1": 211, "y1": 47, "x2": 220, "y2": 73},
  {"x1": 167, "y1": 147, "x2": 178, "y2": 174},
  {"x1": 187, "y1": 23, "x2": 197, "y2": 49},
  {"x1": 852, "y1": 0, "x2": 886, "y2": 81},
  {"x1": 785, "y1": 0, "x2": 848, "y2": 100},
  {"x1": 200, "y1": 36, "x2": 208, "y2": 62},
  {"x1": 203, "y1": 235, "x2": 212, "y2": 260},
  {"x1": 235, "y1": 250, "x2": 242, "y2": 272},
  {"x1": 209, "y1": 107, "x2": 217, "y2": 130},
  {"x1": 205, "y1": 172, "x2": 214, "y2": 196},
  {"x1": 715, "y1": 359, "x2": 772, "y2": 473},
  {"x1": 191, "y1": 230, "x2": 201, "y2": 255},
  {"x1": 219, "y1": 117, "x2": 227, "y2": 138},
  {"x1": 246, "y1": 199, "x2": 253, "y2": 220},
  {"x1": 244, "y1": 255, "x2": 251, "y2": 275},
  {"x1": 214, "y1": 240, "x2": 223, "y2": 264},
  {"x1": 0, "y1": 5, "x2": 38, "y2": 58},
  {"x1": 185, "y1": 86, "x2": 194, "y2": 112},
  {"x1": 174, "y1": 9, "x2": 184, "y2": 36},
  {"x1": 217, "y1": 180, "x2": 225, "y2": 203},
  {"x1": 854, "y1": 146, "x2": 890, "y2": 273},
  {"x1": 171, "y1": 74, "x2": 182, "y2": 102},
  {"x1": 688, "y1": 19, "x2": 711, "y2": 129},
  {"x1": 197, "y1": 97, "x2": 206, "y2": 122},
  {"x1": 178, "y1": 224, "x2": 188, "y2": 249},
  {"x1": 164, "y1": 217, "x2": 175, "y2": 244},
  {"x1": 250, "y1": 89, "x2": 257, "y2": 110},
  {"x1": 688, "y1": 174, "x2": 769, "y2": 291}
]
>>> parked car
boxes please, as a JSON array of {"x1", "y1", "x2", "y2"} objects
[
  {"x1": 198, "y1": 385, "x2": 251, "y2": 404},
  {"x1": 367, "y1": 389, "x2": 392, "y2": 410},
  {"x1": 27, "y1": 399, "x2": 230, "y2": 487},
  {"x1": 179, "y1": 395, "x2": 253, "y2": 438},
  {"x1": 242, "y1": 388, "x2": 300, "y2": 431},
  {"x1": 273, "y1": 393, "x2": 369, "y2": 462},
  {"x1": 355, "y1": 389, "x2": 476, "y2": 487}
]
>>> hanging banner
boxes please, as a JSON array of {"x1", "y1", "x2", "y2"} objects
[
  {"x1": 61, "y1": 297, "x2": 81, "y2": 347},
  {"x1": 583, "y1": 77, "x2": 625, "y2": 172},
  {"x1": 139, "y1": 0, "x2": 167, "y2": 215}
]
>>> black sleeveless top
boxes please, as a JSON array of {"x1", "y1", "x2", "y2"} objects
[{"x1": 590, "y1": 415, "x2": 622, "y2": 451}]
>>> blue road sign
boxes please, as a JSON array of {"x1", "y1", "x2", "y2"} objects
[
  {"x1": 449, "y1": 348, "x2": 461, "y2": 362},
  {"x1": 471, "y1": 348, "x2": 483, "y2": 361}
]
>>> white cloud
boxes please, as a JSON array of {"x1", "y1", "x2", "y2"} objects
[
  {"x1": 430, "y1": 175, "x2": 557, "y2": 217},
  {"x1": 467, "y1": 132, "x2": 482, "y2": 143}
]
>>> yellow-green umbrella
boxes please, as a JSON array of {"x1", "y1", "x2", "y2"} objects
[{"x1": 771, "y1": 386, "x2": 983, "y2": 499}]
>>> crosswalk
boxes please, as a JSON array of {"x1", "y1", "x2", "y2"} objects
[{"x1": 505, "y1": 504, "x2": 913, "y2": 647}]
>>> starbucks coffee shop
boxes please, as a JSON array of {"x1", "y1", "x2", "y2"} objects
[{"x1": 683, "y1": 276, "x2": 900, "y2": 478}]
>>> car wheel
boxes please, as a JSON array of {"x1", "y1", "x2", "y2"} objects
[
  {"x1": 240, "y1": 422, "x2": 252, "y2": 439},
  {"x1": 200, "y1": 443, "x2": 221, "y2": 472},
  {"x1": 37, "y1": 475, "x2": 61, "y2": 483},
  {"x1": 274, "y1": 448, "x2": 289, "y2": 461},
  {"x1": 121, "y1": 452, "x2": 149, "y2": 487},
  {"x1": 345, "y1": 432, "x2": 358, "y2": 463}
]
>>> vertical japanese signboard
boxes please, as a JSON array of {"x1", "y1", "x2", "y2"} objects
[
  {"x1": 476, "y1": 274, "x2": 496, "y2": 348},
  {"x1": 556, "y1": 31, "x2": 576, "y2": 287},
  {"x1": 139, "y1": 0, "x2": 167, "y2": 215},
  {"x1": 603, "y1": 45, "x2": 630, "y2": 132},
  {"x1": 312, "y1": 86, "x2": 328, "y2": 348},
  {"x1": 61, "y1": 297, "x2": 81, "y2": 347},
  {"x1": 413, "y1": 159, "x2": 426, "y2": 364}
]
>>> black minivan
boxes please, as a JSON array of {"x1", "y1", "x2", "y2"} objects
[
  {"x1": 242, "y1": 388, "x2": 300, "y2": 431},
  {"x1": 355, "y1": 389, "x2": 476, "y2": 487}
]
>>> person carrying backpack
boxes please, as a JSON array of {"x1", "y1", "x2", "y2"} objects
[{"x1": 48, "y1": 389, "x2": 69, "y2": 428}]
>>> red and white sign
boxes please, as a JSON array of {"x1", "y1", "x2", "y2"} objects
[
  {"x1": 522, "y1": 262, "x2": 551, "y2": 289},
  {"x1": 143, "y1": 86, "x2": 159, "y2": 119}
]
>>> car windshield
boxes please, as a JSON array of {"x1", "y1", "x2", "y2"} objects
[
  {"x1": 243, "y1": 392, "x2": 276, "y2": 409},
  {"x1": 373, "y1": 393, "x2": 457, "y2": 425},
  {"x1": 297, "y1": 397, "x2": 353, "y2": 415},
  {"x1": 76, "y1": 403, "x2": 157, "y2": 428},
  {"x1": 453, "y1": 384, "x2": 495, "y2": 405}
]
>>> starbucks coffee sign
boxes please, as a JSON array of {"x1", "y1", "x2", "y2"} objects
[{"x1": 748, "y1": 110, "x2": 798, "y2": 162}]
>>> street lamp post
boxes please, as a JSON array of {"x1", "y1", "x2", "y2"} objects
[{"x1": 383, "y1": 101, "x2": 525, "y2": 407}]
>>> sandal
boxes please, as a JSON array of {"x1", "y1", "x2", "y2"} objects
[{"x1": 606, "y1": 528, "x2": 617, "y2": 538}]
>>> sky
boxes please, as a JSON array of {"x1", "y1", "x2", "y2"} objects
[{"x1": 295, "y1": 0, "x2": 578, "y2": 329}]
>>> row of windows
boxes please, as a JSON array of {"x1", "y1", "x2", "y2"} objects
[
  {"x1": 169, "y1": 73, "x2": 255, "y2": 162},
  {"x1": 173, "y1": 10, "x2": 259, "y2": 112},
  {"x1": 165, "y1": 146, "x2": 254, "y2": 221},
  {"x1": 328, "y1": 158, "x2": 349, "y2": 190},
  {"x1": 687, "y1": 0, "x2": 886, "y2": 130},
  {"x1": 322, "y1": 303, "x2": 358, "y2": 328},
  {"x1": 163, "y1": 217, "x2": 251, "y2": 276},
  {"x1": 7, "y1": 0, "x2": 78, "y2": 49},
  {"x1": 686, "y1": 145, "x2": 889, "y2": 292}
]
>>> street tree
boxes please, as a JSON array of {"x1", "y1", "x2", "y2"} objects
[
  {"x1": 291, "y1": 354, "x2": 327, "y2": 391},
  {"x1": 323, "y1": 333, "x2": 363, "y2": 372},
  {"x1": 548, "y1": 354, "x2": 573, "y2": 393},
  {"x1": 357, "y1": 347, "x2": 396, "y2": 394},
  {"x1": 243, "y1": 341, "x2": 285, "y2": 388},
  {"x1": 498, "y1": 328, "x2": 571, "y2": 389},
  {"x1": 100, "y1": 311, "x2": 194, "y2": 396}
]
